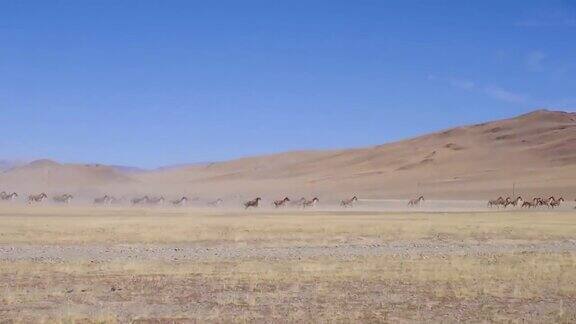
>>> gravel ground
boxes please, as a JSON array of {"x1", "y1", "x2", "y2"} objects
[{"x1": 2, "y1": 240, "x2": 576, "y2": 263}]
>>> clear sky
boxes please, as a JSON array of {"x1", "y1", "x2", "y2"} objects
[{"x1": 1, "y1": 0, "x2": 575, "y2": 168}]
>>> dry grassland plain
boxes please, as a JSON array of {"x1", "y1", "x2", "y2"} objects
[{"x1": 1, "y1": 205, "x2": 576, "y2": 322}]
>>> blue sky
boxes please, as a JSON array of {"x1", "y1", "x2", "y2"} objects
[{"x1": 0, "y1": 0, "x2": 574, "y2": 168}]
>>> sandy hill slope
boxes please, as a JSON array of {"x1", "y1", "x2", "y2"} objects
[
  {"x1": 2, "y1": 109, "x2": 575, "y2": 200},
  {"x1": 0, "y1": 159, "x2": 135, "y2": 197},
  {"x1": 0, "y1": 160, "x2": 26, "y2": 172},
  {"x1": 136, "y1": 109, "x2": 576, "y2": 199}
]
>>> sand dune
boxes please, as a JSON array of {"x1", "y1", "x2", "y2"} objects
[{"x1": 2, "y1": 109, "x2": 575, "y2": 200}]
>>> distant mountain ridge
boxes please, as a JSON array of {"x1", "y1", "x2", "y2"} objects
[
  {"x1": 1, "y1": 109, "x2": 575, "y2": 199},
  {"x1": 0, "y1": 160, "x2": 27, "y2": 172}
]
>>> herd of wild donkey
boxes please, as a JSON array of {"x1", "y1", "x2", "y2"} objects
[
  {"x1": 1, "y1": 190, "x2": 574, "y2": 209},
  {"x1": 487, "y1": 195, "x2": 572, "y2": 209},
  {"x1": 0, "y1": 191, "x2": 360, "y2": 209}
]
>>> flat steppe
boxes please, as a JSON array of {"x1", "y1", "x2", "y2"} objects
[{"x1": 1, "y1": 204, "x2": 576, "y2": 322}]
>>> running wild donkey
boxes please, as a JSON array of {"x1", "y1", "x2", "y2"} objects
[
  {"x1": 28, "y1": 193, "x2": 48, "y2": 204},
  {"x1": 0, "y1": 192, "x2": 18, "y2": 201},
  {"x1": 94, "y1": 195, "x2": 111, "y2": 204},
  {"x1": 408, "y1": 196, "x2": 425, "y2": 207},
  {"x1": 53, "y1": 194, "x2": 73, "y2": 204},
  {"x1": 303, "y1": 197, "x2": 319, "y2": 208},
  {"x1": 341, "y1": 196, "x2": 358, "y2": 208},
  {"x1": 171, "y1": 197, "x2": 188, "y2": 206},
  {"x1": 273, "y1": 197, "x2": 290, "y2": 208},
  {"x1": 244, "y1": 197, "x2": 262, "y2": 209}
]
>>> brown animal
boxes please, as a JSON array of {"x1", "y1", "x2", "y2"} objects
[
  {"x1": 94, "y1": 195, "x2": 111, "y2": 204},
  {"x1": 53, "y1": 194, "x2": 73, "y2": 204},
  {"x1": 303, "y1": 197, "x2": 319, "y2": 208},
  {"x1": 549, "y1": 197, "x2": 564, "y2": 208},
  {"x1": 488, "y1": 196, "x2": 505, "y2": 208},
  {"x1": 147, "y1": 196, "x2": 165, "y2": 206},
  {"x1": 0, "y1": 192, "x2": 18, "y2": 201},
  {"x1": 536, "y1": 197, "x2": 549, "y2": 207},
  {"x1": 522, "y1": 201, "x2": 536, "y2": 208},
  {"x1": 28, "y1": 193, "x2": 48, "y2": 204},
  {"x1": 502, "y1": 197, "x2": 513, "y2": 208},
  {"x1": 408, "y1": 196, "x2": 424, "y2": 207},
  {"x1": 273, "y1": 197, "x2": 290, "y2": 208},
  {"x1": 171, "y1": 197, "x2": 188, "y2": 206},
  {"x1": 244, "y1": 197, "x2": 262, "y2": 209},
  {"x1": 341, "y1": 196, "x2": 359, "y2": 208},
  {"x1": 509, "y1": 196, "x2": 524, "y2": 207},
  {"x1": 131, "y1": 196, "x2": 150, "y2": 205}
]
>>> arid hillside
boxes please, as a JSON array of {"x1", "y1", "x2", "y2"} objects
[
  {"x1": 0, "y1": 159, "x2": 134, "y2": 197},
  {"x1": 2, "y1": 109, "x2": 575, "y2": 200}
]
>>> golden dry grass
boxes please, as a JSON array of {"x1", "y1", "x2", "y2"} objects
[
  {"x1": 0, "y1": 206, "x2": 575, "y2": 322},
  {"x1": 0, "y1": 205, "x2": 575, "y2": 245},
  {"x1": 2, "y1": 253, "x2": 576, "y2": 322}
]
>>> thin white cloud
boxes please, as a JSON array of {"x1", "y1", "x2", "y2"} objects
[
  {"x1": 429, "y1": 75, "x2": 529, "y2": 105},
  {"x1": 525, "y1": 50, "x2": 546, "y2": 71},
  {"x1": 429, "y1": 75, "x2": 575, "y2": 108},
  {"x1": 483, "y1": 85, "x2": 528, "y2": 104},
  {"x1": 429, "y1": 75, "x2": 476, "y2": 90},
  {"x1": 558, "y1": 98, "x2": 576, "y2": 106},
  {"x1": 515, "y1": 6, "x2": 576, "y2": 27},
  {"x1": 534, "y1": 97, "x2": 576, "y2": 109},
  {"x1": 515, "y1": 18, "x2": 576, "y2": 27},
  {"x1": 448, "y1": 78, "x2": 475, "y2": 90},
  {"x1": 514, "y1": 1, "x2": 576, "y2": 28}
]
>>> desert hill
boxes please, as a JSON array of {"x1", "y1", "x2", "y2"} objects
[
  {"x1": 0, "y1": 159, "x2": 134, "y2": 197},
  {"x1": 0, "y1": 160, "x2": 26, "y2": 172},
  {"x1": 1, "y1": 109, "x2": 575, "y2": 200},
  {"x1": 133, "y1": 109, "x2": 576, "y2": 199}
]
